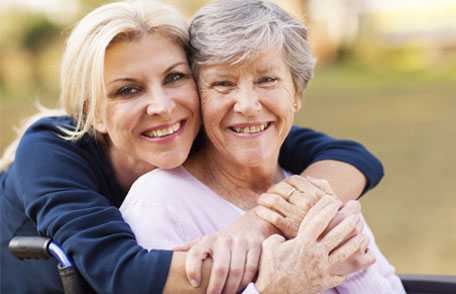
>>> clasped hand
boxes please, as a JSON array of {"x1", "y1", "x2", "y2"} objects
[{"x1": 175, "y1": 176, "x2": 374, "y2": 294}]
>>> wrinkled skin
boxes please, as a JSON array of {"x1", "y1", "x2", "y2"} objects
[{"x1": 255, "y1": 196, "x2": 369, "y2": 294}]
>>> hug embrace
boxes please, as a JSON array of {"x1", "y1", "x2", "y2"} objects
[{"x1": 0, "y1": 0, "x2": 405, "y2": 293}]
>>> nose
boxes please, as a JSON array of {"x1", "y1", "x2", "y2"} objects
[
  {"x1": 145, "y1": 87, "x2": 176, "y2": 117},
  {"x1": 233, "y1": 85, "x2": 262, "y2": 116}
]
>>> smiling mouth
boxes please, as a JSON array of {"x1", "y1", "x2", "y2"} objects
[
  {"x1": 143, "y1": 120, "x2": 184, "y2": 139},
  {"x1": 229, "y1": 122, "x2": 272, "y2": 135}
]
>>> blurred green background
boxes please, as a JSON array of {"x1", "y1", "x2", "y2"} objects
[{"x1": 1, "y1": 0, "x2": 455, "y2": 275}]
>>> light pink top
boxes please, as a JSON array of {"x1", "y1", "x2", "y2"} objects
[{"x1": 120, "y1": 167, "x2": 405, "y2": 294}]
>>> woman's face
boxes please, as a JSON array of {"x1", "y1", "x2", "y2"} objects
[
  {"x1": 198, "y1": 48, "x2": 300, "y2": 168},
  {"x1": 97, "y1": 33, "x2": 200, "y2": 170}
]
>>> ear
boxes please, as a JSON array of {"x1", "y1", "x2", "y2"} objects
[
  {"x1": 293, "y1": 97, "x2": 302, "y2": 112},
  {"x1": 93, "y1": 108, "x2": 108, "y2": 134}
]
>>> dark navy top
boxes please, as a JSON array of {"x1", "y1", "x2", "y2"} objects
[{"x1": 0, "y1": 116, "x2": 383, "y2": 294}]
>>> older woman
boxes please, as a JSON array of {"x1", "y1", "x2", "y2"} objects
[
  {"x1": 0, "y1": 1, "x2": 384, "y2": 293},
  {"x1": 121, "y1": 0, "x2": 405, "y2": 293}
]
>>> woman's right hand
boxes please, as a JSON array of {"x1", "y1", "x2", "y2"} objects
[
  {"x1": 173, "y1": 210, "x2": 266, "y2": 294},
  {"x1": 255, "y1": 196, "x2": 366, "y2": 294}
]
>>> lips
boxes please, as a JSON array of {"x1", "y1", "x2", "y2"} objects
[{"x1": 143, "y1": 120, "x2": 183, "y2": 138}]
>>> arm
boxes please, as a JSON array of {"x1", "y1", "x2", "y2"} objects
[
  {"x1": 15, "y1": 122, "x2": 172, "y2": 293},
  {"x1": 279, "y1": 126, "x2": 384, "y2": 200},
  {"x1": 301, "y1": 160, "x2": 365, "y2": 202},
  {"x1": 164, "y1": 253, "x2": 213, "y2": 294}
]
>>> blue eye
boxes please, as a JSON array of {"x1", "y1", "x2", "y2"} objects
[
  {"x1": 164, "y1": 72, "x2": 187, "y2": 84},
  {"x1": 116, "y1": 85, "x2": 142, "y2": 97}
]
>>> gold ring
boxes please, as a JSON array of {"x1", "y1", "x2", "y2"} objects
[{"x1": 286, "y1": 187, "x2": 296, "y2": 199}]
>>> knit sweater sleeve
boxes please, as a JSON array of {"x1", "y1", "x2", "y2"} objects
[{"x1": 13, "y1": 119, "x2": 172, "y2": 293}]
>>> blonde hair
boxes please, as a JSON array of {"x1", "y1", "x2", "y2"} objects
[{"x1": 0, "y1": 0, "x2": 189, "y2": 171}]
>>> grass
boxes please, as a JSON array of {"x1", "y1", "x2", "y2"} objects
[{"x1": 1, "y1": 61, "x2": 454, "y2": 275}]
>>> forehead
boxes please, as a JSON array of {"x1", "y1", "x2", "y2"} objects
[
  {"x1": 104, "y1": 33, "x2": 187, "y2": 78},
  {"x1": 199, "y1": 48, "x2": 288, "y2": 76}
]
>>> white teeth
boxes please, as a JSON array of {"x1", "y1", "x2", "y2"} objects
[
  {"x1": 144, "y1": 122, "x2": 181, "y2": 138},
  {"x1": 232, "y1": 123, "x2": 268, "y2": 134}
]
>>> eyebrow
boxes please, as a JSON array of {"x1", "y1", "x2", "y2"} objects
[
  {"x1": 163, "y1": 61, "x2": 187, "y2": 74},
  {"x1": 256, "y1": 65, "x2": 279, "y2": 74},
  {"x1": 107, "y1": 61, "x2": 188, "y2": 85}
]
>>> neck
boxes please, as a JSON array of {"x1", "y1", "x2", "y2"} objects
[
  {"x1": 185, "y1": 143, "x2": 283, "y2": 210},
  {"x1": 108, "y1": 145, "x2": 155, "y2": 191}
]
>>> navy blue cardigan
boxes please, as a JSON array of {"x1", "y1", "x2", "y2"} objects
[{"x1": 0, "y1": 116, "x2": 383, "y2": 293}]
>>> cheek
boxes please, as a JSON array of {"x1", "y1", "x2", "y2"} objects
[
  {"x1": 175, "y1": 83, "x2": 201, "y2": 115},
  {"x1": 104, "y1": 101, "x2": 138, "y2": 136},
  {"x1": 200, "y1": 96, "x2": 228, "y2": 137},
  {"x1": 261, "y1": 88, "x2": 295, "y2": 118}
]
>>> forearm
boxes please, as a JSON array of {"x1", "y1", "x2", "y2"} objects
[
  {"x1": 301, "y1": 160, "x2": 366, "y2": 202},
  {"x1": 280, "y1": 126, "x2": 384, "y2": 195},
  {"x1": 163, "y1": 252, "x2": 211, "y2": 293}
]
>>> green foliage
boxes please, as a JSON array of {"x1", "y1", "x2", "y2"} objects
[{"x1": 21, "y1": 15, "x2": 60, "y2": 53}]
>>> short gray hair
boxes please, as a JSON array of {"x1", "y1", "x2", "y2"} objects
[{"x1": 189, "y1": 0, "x2": 316, "y2": 94}]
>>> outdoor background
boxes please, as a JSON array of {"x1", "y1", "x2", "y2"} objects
[{"x1": 1, "y1": 0, "x2": 455, "y2": 275}]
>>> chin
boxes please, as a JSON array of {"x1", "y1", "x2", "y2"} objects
[
  {"x1": 154, "y1": 152, "x2": 188, "y2": 170},
  {"x1": 232, "y1": 153, "x2": 270, "y2": 168}
]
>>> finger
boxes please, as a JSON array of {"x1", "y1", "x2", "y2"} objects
[
  {"x1": 326, "y1": 201, "x2": 361, "y2": 233},
  {"x1": 255, "y1": 206, "x2": 296, "y2": 238},
  {"x1": 258, "y1": 193, "x2": 301, "y2": 217},
  {"x1": 223, "y1": 239, "x2": 247, "y2": 294},
  {"x1": 288, "y1": 191, "x2": 318, "y2": 213},
  {"x1": 186, "y1": 242, "x2": 210, "y2": 288},
  {"x1": 173, "y1": 238, "x2": 201, "y2": 251},
  {"x1": 306, "y1": 176, "x2": 335, "y2": 196},
  {"x1": 207, "y1": 237, "x2": 232, "y2": 294},
  {"x1": 286, "y1": 176, "x2": 324, "y2": 209},
  {"x1": 262, "y1": 234, "x2": 286, "y2": 250},
  {"x1": 328, "y1": 234, "x2": 371, "y2": 276},
  {"x1": 355, "y1": 250, "x2": 376, "y2": 270},
  {"x1": 321, "y1": 214, "x2": 361, "y2": 252},
  {"x1": 346, "y1": 238, "x2": 375, "y2": 272},
  {"x1": 267, "y1": 181, "x2": 296, "y2": 201},
  {"x1": 359, "y1": 233, "x2": 369, "y2": 252},
  {"x1": 326, "y1": 274, "x2": 346, "y2": 289},
  {"x1": 286, "y1": 175, "x2": 325, "y2": 198},
  {"x1": 329, "y1": 233, "x2": 368, "y2": 265},
  {"x1": 239, "y1": 245, "x2": 261, "y2": 289},
  {"x1": 298, "y1": 196, "x2": 342, "y2": 241}
]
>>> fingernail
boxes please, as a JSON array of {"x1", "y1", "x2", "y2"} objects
[{"x1": 190, "y1": 279, "x2": 200, "y2": 288}]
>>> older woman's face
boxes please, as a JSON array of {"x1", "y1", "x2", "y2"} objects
[
  {"x1": 97, "y1": 33, "x2": 200, "y2": 169},
  {"x1": 198, "y1": 49, "x2": 299, "y2": 168}
]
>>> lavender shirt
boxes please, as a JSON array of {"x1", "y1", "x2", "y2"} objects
[{"x1": 120, "y1": 167, "x2": 405, "y2": 293}]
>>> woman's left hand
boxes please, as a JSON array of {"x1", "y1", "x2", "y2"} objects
[
  {"x1": 255, "y1": 175, "x2": 330, "y2": 238},
  {"x1": 173, "y1": 211, "x2": 266, "y2": 294}
]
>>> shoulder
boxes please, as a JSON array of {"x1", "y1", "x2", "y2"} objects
[
  {"x1": 14, "y1": 116, "x2": 107, "y2": 192},
  {"x1": 123, "y1": 168, "x2": 191, "y2": 208},
  {"x1": 18, "y1": 115, "x2": 97, "y2": 159},
  {"x1": 131, "y1": 168, "x2": 190, "y2": 193},
  {"x1": 24, "y1": 115, "x2": 76, "y2": 137}
]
